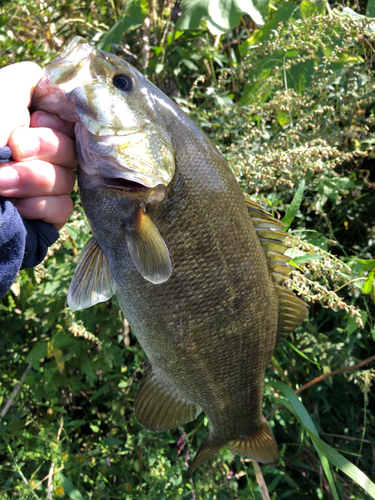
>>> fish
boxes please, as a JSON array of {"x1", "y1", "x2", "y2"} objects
[{"x1": 31, "y1": 36, "x2": 308, "y2": 476}]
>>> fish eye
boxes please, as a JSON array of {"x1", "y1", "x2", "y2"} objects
[{"x1": 113, "y1": 74, "x2": 133, "y2": 92}]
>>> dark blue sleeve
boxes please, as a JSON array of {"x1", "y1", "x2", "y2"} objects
[
  {"x1": 0, "y1": 145, "x2": 60, "y2": 298},
  {"x1": 0, "y1": 197, "x2": 59, "y2": 299}
]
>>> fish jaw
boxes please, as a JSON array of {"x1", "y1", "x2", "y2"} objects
[{"x1": 32, "y1": 36, "x2": 175, "y2": 189}]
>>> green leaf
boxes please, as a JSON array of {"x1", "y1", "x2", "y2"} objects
[
  {"x1": 357, "y1": 259, "x2": 375, "y2": 272},
  {"x1": 178, "y1": 0, "x2": 268, "y2": 33},
  {"x1": 104, "y1": 437, "x2": 123, "y2": 446},
  {"x1": 91, "y1": 382, "x2": 111, "y2": 401},
  {"x1": 272, "y1": 382, "x2": 375, "y2": 499},
  {"x1": 276, "y1": 110, "x2": 289, "y2": 127},
  {"x1": 182, "y1": 59, "x2": 199, "y2": 70},
  {"x1": 239, "y1": 52, "x2": 283, "y2": 104},
  {"x1": 237, "y1": 0, "x2": 268, "y2": 26},
  {"x1": 281, "y1": 180, "x2": 305, "y2": 230},
  {"x1": 287, "y1": 58, "x2": 314, "y2": 94},
  {"x1": 291, "y1": 254, "x2": 323, "y2": 265},
  {"x1": 366, "y1": 0, "x2": 375, "y2": 17},
  {"x1": 177, "y1": 0, "x2": 210, "y2": 30},
  {"x1": 51, "y1": 407, "x2": 67, "y2": 414},
  {"x1": 307, "y1": 432, "x2": 375, "y2": 499},
  {"x1": 239, "y1": 2, "x2": 297, "y2": 53},
  {"x1": 58, "y1": 473, "x2": 85, "y2": 500},
  {"x1": 52, "y1": 332, "x2": 74, "y2": 349},
  {"x1": 97, "y1": 0, "x2": 148, "y2": 52},
  {"x1": 363, "y1": 270, "x2": 375, "y2": 294},
  {"x1": 26, "y1": 342, "x2": 47, "y2": 365},
  {"x1": 272, "y1": 382, "x2": 339, "y2": 500},
  {"x1": 208, "y1": 0, "x2": 244, "y2": 32},
  {"x1": 81, "y1": 356, "x2": 97, "y2": 386},
  {"x1": 284, "y1": 340, "x2": 321, "y2": 369},
  {"x1": 299, "y1": 1, "x2": 318, "y2": 19},
  {"x1": 347, "y1": 311, "x2": 367, "y2": 335},
  {"x1": 65, "y1": 420, "x2": 87, "y2": 428}
]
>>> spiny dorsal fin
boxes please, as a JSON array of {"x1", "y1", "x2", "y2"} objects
[
  {"x1": 68, "y1": 237, "x2": 118, "y2": 312},
  {"x1": 244, "y1": 195, "x2": 308, "y2": 340},
  {"x1": 244, "y1": 195, "x2": 290, "y2": 284},
  {"x1": 244, "y1": 196, "x2": 283, "y2": 223},
  {"x1": 134, "y1": 364, "x2": 201, "y2": 432}
]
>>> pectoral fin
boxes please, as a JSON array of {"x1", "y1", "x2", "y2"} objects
[
  {"x1": 68, "y1": 238, "x2": 118, "y2": 312},
  {"x1": 135, "y1": 365, "x2": 201, "y2": 432},
  {"x1": 125, "y1": 208, "x2": 172, "y2": 284}
]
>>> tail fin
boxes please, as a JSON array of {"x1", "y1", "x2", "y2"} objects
[
  {"x1": 228, "y1": 418, "x2": 279, "y2": 464},
  {"x1": 187, "y1": 419, "x2": 279, "y2": 478}
]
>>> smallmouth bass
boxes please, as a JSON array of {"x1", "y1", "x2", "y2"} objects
[{"x1": 32, "y1": 37, "x2": 308, "y2": 476}]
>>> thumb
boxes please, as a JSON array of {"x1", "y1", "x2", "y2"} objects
[{"x1": 0, "y1": 62, "x2": 44, "y2": 147}]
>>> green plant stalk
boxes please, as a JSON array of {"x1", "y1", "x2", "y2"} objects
[{"x1": 6, "y1": 442, "x2": 40, "y2": 500}]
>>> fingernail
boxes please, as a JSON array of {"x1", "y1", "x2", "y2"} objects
[
  {"x1": 0, "y1": 167, "x2": 19, "y2": 190},
  {"x1": 17, "y1": 134, "x2": 41, "y2": 159},
  {"x1": 33, "y1": 112, "x2": 60, "y2": 129}
]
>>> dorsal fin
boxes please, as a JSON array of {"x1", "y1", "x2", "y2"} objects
[
  {"x1": 244, "y1": 195, "x2": 308, "y2": 342},
  {"x1": 275, "y1": 285, "x2": 308, "y2": 344},
  {"x1": 244, "y1": 195, "x2": 290, "y2": 284}
]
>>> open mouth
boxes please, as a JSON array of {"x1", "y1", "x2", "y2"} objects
[{"x1": 103, "y1": 177, "x2": 149, "y2": 192}]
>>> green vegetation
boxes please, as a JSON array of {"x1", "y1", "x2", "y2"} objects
[{"x1": 0, "y1": 0, "x2": 374, "y2": 498}]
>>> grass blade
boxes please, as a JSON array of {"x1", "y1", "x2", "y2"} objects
[{"x1": 272, "y1": 381, "x2": 375, "y2": 499}]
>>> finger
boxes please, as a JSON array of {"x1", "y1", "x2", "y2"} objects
[
  {"x1": 8, "y1": 127, "x2": 78, "y2": 168},
  {"x1": 0, "y1": 160, "x2": 76, "y2": 198},
  {"x1": 0, "y1": 62, "x2": 44, "y2": 146},
  {"x1": 13, "y1": 195, "x2": 74, "y2": 230},
  {"x1": 0, "y1": 106, "x2": 31, "y2": 148},
  {"x1": 30, "y1": 110, "x2": 75, "y2": 139}
]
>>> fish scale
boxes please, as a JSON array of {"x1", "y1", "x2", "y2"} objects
[{"x1": 31, "y1": 36, "x2": 308, "y2": 476}]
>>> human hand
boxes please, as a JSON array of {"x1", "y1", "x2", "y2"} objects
[{"x1": 0, "y1": 62, "x2": 77, "y2": 230}]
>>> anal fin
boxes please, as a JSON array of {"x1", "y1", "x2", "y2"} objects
[
  {"x1": 134, "y1": 365, "x2": 201, "y2": 432},
  {"x1": 187, "y1": 441, "x2": 222, "y2": 479}
]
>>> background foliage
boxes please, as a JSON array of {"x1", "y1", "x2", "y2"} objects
[{"x1": 0, "y1": 0, "x2": 375, "y2": 499}]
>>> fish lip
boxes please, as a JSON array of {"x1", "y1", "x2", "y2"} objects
[{"x1": 101, "y1": 177, "x2": 167, "y2": 204}]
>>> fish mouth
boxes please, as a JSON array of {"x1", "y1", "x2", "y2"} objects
[
  {"x1": 102, "y1": 176, "x2": 167, "y2": 204},
  {"x1": 103, "y1": 177, "x2": 149, "y2": 192}
]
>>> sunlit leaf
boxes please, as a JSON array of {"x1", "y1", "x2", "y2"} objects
[
  {"x1": 290, "y1": 254, "x2": 323, "y2": 265},
  {"x1": 282, "y1": 180, "x2": 305, "y2": 230},
  {"x1": 97, "y1": 0, "x2": 148, "y2": 52},
  {"x1": 363, "y1": 270, "x2": 375, "y2": 294}
]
